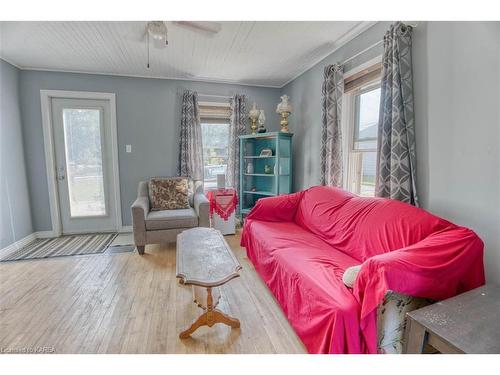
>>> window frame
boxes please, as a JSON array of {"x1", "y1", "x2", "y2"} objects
[
  {"x1": 341, "y1": 62, "x2": 382, "y2": 196},
  {"x1": 199, "y1": 101, "x2": 231, "y2": 190}
]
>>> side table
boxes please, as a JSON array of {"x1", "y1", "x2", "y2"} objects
[{"x1": 404, "y1": 285, "x2": 500, "y2": 353}]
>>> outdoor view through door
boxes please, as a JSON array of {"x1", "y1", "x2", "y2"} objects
[
  {"x1": 201, "y1": 121, "x2": 229, "y2": 189},
  {"x1": 63, "y1": 108, "x2": 106, "y2": 217}
]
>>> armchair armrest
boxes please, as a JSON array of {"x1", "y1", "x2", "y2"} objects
[
  {"x1": 245, "y1": 191, "x2": 304, "y2": 222},
  {"x1": 131, "y1": 196, "x2": 149, "y2": 245},
  {"x1": 194, "y1": 192, "x2": 210, "y2": 227}
]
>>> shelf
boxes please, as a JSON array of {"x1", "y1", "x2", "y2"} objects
[
  {"x1": 244, "y1": 173, "x2": 290, "y2": 177},
  {"x1": 239, "y1": 132, "x2": 294, "y2": 139},
  {"x1": 244, "y1": 173, "x2": 275, "y2": 177},
  {"x1": 243, "y1": 155, "x2": 276, "y2": 159},
  {"x1": 243, "y1": 190, "x2": 276, "y2": 197},
  {"x1": 240, "y1": 208, "x2": 252, "y2": 215}
]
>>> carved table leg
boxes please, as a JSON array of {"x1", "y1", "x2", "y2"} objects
[{"x1": 179, "y1": 287, "x2": 241, "y2": 339}]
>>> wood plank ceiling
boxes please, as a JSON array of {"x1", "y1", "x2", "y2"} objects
[{"x1": 0, "y1": 21, "x2": 373, "y2": 87}]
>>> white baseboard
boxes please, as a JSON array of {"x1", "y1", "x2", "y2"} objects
[
  {"x1": 119, "y1": 225, "x2": 132, "y2": 233},
  {"x1": 0, "y1": 233, "x2": 37, "y2": 258},
  {"x1": 35, "y1": 230, "x2": 57, "y2": 238},
  {"x1": 60, "y1": 229, "x2": 117, "y2": 235}
]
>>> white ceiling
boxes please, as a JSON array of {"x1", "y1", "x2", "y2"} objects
[{"x1": 0, "y1": 21, "x2": 373, "y2": 88}]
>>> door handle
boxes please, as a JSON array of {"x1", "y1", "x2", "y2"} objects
[{"x1": 57, "y1": 166, "x2": 65, "y2": 181}]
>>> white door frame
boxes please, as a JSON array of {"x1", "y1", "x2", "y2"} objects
[{"x1": 40, "y1": 90, "x2": 122, "y2": 237}]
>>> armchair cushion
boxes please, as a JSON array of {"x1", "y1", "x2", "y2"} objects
[
  {"x1": 149, "y1": 177, "x2": 191, "y2": 210},
  {"x1": 145, "y1": 208, "x2": 198, "y2": 230}
]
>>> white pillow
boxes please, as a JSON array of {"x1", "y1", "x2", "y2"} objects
[{"x1": 342, "y1": 265, "x2": 362, "y2": 288}]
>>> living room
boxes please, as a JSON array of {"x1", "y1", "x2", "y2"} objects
[{"x1": 1, "y1": 0, "x2": 499, "y2": 373}]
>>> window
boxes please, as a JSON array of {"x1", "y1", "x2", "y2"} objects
[
  {"x1": 201, "y1": 122, "x2": 229, "y2": 189},
  {"x1": 199, "y1": 102, "x2": 231, "y2": 189},
  {"x1": 344, "y1": 78, "x2": 381, "y2": 197}
]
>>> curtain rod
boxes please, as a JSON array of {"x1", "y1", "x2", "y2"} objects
[
  {"x1": 341, "y1": 40, "x2": 384, "y2": 66},
  {"x1": 340, "y1": 21, "x2": 418, "y2": 66}
]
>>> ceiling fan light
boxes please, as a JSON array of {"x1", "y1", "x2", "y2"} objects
[{"x1": 147, "y1": 21, "x2": 168, "y2": 41}]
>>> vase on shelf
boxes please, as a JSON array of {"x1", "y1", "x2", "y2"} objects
[
  {"x1": 246, "y1": 161, "x2": 254, "y2": 174},
  {"x1": 257, "y1": 110, "x2": 267, "y2": 133}
]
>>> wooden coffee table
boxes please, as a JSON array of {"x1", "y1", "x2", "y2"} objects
[{"x1": 176, "y1": 227, "x2": 242, "y2": 339}]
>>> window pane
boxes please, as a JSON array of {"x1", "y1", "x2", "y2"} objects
[
  {"x1": 201, "y1": 122, "x2": 229, "y2": 189},
  {"x1": 349, "y1": 151, "x2": 377, "y2": 197},
  {"x1": 354, "y1": 87, "x2": 381, "y2": 149},
  {"x1": 63, "y1": 108, "x2": 106, "y2": 217},
  {"x1": 359, "y1": 151, "x2": 377, "y2": 197}
]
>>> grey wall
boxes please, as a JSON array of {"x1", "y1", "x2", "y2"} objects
[
  {"x1": 19, "y1": 70, "x2": 282, "y2": 229},
  {"x1": 0, "y1": 59, "x2": 33, "y2": 247},
  {"x1": 414, "y1": 22, "x2": 500, "y2": 283},
  {"x1": 281, "y1": 21, "x2": 500, "y2": 283}
]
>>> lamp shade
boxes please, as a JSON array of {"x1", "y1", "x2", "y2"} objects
[
  {"x1": 249, "y1": 102, "x2": 260, "y2": 120},
  {"x1": 276, "y1": 95, "x2": 292, "y2": 114}
]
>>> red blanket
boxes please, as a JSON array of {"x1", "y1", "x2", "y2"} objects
[{"x1": 241, "y1": 186, "x2": 485, "y2": 353}]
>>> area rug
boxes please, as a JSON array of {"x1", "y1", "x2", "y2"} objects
[{"x1": 0, "y1": 233, "x2": 118, "y2": 262}]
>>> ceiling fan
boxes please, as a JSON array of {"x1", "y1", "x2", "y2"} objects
[
  {"x1": 145, "y1": 21, "x2": 221, "y2": 69},
  {"x1": 146, "y1": 21, "x2": 221, "y2": 47}
]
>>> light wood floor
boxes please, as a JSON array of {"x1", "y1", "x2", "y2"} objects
[{"x1": 0, "y1": 232, "x2": 306, "y2": 354}]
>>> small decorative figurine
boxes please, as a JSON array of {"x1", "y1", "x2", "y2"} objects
[
  {"x1": 276, "y1": 94, "x2": 292, "y2": 133},
  {"x1": 248, "y1": 102, "x2": 260, "y2": 134},
  {"x1": 264, "y1": 165, "x2": 272, "y2": 174},
  {"x1": 257, "y1": 110, "x2": 267, "y2": 133}
]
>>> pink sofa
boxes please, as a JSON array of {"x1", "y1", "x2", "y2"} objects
[{"x1": 241, "y1": 186, "x2": 485, "y2": 353}]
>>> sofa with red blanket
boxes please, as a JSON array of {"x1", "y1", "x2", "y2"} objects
[{"x1": 240, "y1": 186, "x2": 485, "y2": 354}]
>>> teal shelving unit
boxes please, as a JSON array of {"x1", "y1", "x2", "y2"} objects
[{"x1": 239, "y1": 132, "x2": 293, "y2": 216}]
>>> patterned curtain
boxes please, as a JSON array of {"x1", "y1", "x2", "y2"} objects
[
  {"x1": 179, "y1": 90, "x2": 203, "y2": 181},
  {"x1": 376, "y1": 22, "x2": 419, "y2": 206},
  {"x1": 227, "y1": 94, "x2": 247, "y2": 194},
  {"x1": 321, "y1": 64, "x2": 344, "y2": 187}
]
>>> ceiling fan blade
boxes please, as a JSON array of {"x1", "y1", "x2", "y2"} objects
[{"x1": 173, "y1": 21, "x2": 221, "y2": 34}]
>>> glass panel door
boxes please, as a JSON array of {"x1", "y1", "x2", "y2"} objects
[
  {"x1": 51, "y1": 97, "x2": 117, "y2": 234},
  {"x1": 62, "y1": 108, "x2": 106, "y2": 217}
]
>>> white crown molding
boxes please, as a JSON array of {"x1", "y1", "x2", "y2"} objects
[
  {"x1": 0, "y1": 56, "x2": 22, "y2": 69},
  {"x1": 2, "y1": 21, "x2": 377, "y2": 89},
  {"x1": 280, "y1": 21, "x2": 378, "y2": 88},
  {"x1": 13, "y1": 66, "x2": 283, "y2": 89}
]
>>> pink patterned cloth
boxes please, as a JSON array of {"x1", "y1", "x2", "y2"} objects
[{"x1": 206, "y1": 188, "x2": 238, "y2": 221}]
